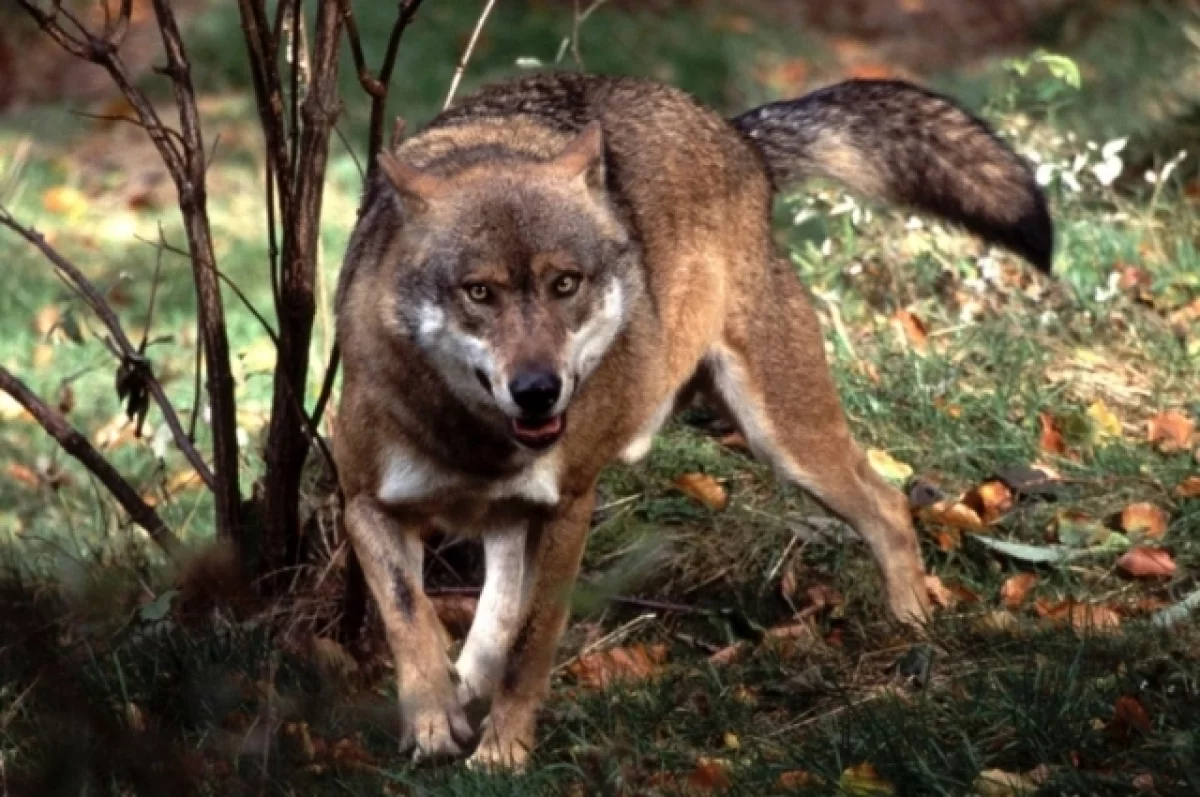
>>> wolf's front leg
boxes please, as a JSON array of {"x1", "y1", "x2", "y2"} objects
[
  {"x1": 455, "y1": 524, "x2": 529, "y2": 713},
  {"x1": 468, "y1": 489, "x2": 595, "y2": 771},
  {"x1": 344, "y1": 497, "x2": 474, "y2": 760}
]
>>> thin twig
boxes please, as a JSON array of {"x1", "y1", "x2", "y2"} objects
[
  {"x1": 443, "y1": 0, "x2": 499, "y2": 110},
  {"x1": 0, "y1": 210, "x2": 216, "y2": 490},
  {"x1": 0, "y1": 367, "x2": 183, "y2": 558},
  {"x1": 341, "y1": 0, "x2": 427, "y2": 179}
]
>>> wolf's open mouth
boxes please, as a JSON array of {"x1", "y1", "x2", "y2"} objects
[{"x1": 509, "y1": 414, "x2": 565, "y2": 449}]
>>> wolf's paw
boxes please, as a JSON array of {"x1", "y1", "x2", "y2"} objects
[
  {"x1": 466, "y1": 722, "x2": 532, "y2": 772},
  {"x1": 399, "y1": 699, "x2": 475, "y2": 762}
]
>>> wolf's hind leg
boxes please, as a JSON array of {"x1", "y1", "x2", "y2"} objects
[
  {"x1": 344, "y1": 498, "x2": 474, "y2": 760},
  {"x1": 707, "y1": 266, "x2": 930, "y2": 624}
]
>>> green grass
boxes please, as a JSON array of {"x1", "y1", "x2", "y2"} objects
[{"x1": 2, "y1": 0, "x2": 1200, "y2": 793}]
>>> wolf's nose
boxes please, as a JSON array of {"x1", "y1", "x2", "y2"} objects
[{"x1": 509, "y1": 370, "x2": 562, "y2": 416}]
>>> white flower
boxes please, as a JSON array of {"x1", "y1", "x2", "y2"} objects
[
  {"x1": 793, "y1": 208, "x2": 818, "y2": 226},
  {"x1": 905, "y1": 216, "x2": 924, "y2": 230},
  {"x1": 829, "y1": 197, "x2": 857, "y2": 216},
  {"x1": 1035, "y1": 163, "x2": 1057, "y2": 186},
  {"x1": 1159, "y1": 150, "x2": 1188, "y2": 184},
  {"x1": 1071, "y1": 153, "x2": 1088, "y2": 174},
  {"x1": 1093, "y1": 271, "x2": 1121, "y2": 302},
  {"x1": 963, "y1": 277, "x2": 988, "y2": 295},
  {"x1": 820, "y1": 238, "x2": 833, "y2": 257},
  {"x1": 1091, "y1": 156, "x2": 1123, "y2": 186},
  {"x1": 978, "y1": 255, "x2": 1002, "y2": 283},
  {"x1": 1145, "y1": 170, "x2": 1158, "y2": 184},
  {"x1": 847, "y1": 262, "x2": 863, "y2": 276}
]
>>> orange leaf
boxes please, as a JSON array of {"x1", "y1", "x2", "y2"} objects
[
  {"x1": 718, "y1": 431, "x2": 750, "y2": 452},
  {"x1": 1116, "y1": 547, "x2": 1176, "y2": 578},
  {"x1": 890, "y1": 309, "x2": 928, "y2": 352},
  {"x1": 777, "y1": 770, "x2": 818, "y2": 790},
  {"x1": 5, "y1": 462, "x2": 41, "y2": 489},
  {"x1": 688, "y1": 757, "x2": 732, "y2": 792},
  {"x1": 41, "y1": 185, "x2": 88, "y2": 215},
  {"x1": 1038, "y1": 412, "x2": 1070, "y2": 457},
  {"x1": 1174, "y1": 476, "x2": 1200, "y2": 498},
  {"x1": 1000, "y1": 573, "x2": 1038, "y2": 608},
  {"x1": 933, "y1": 528, "x2": 962, "y2": 552},
  {"x1": 567, "y1": 643, "x2": 667, "y2": 689},
  {"x1": 1111, "y1": 695, "x2": 1151, "y2": 743},
  {"x1": 919, "y1": 500, "x2": 983, "y2": 530},
  {"x1": 674, "y1": 472, "x2": 728, "y2": 510},
  {"x1": 757, "y1": 58, "x2": 810, "y2": 95},
  {"x1": 1038, "y1": 600, "x2": 1121, "y2": 633},
  {"x1": 964, "y1": 480, "x2": 1014, "y2": 524},
  {"x1": 708, "y1": 643, "x2": 747, "y2": 667},
  {"x1": 925, "y1": 574, "x2": 956, "y2": 609},
  {"x1": 839, "y1": 762, "x2": 895, "y2": 795},
  {"x1": 1119, "y1": 502, "x2": 1168, "y2": 539},
  {"x1": 1147, "y1": 410, "x2": 1195, "y2": 451}
]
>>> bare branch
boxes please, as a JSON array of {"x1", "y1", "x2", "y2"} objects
[
  {"x1": 0, "y1": 210, "x2": 216, "y2": 492},
  {"x1": 444, "y1": 0, "x2": 499, "y2": 111},
  {"x1": 0, "y1": 367, "x2": 184, "y2": 559}
]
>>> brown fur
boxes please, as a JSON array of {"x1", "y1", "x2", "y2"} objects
[{"x1": 333, "y1": 72, "x2": 1050, "y2": 768}]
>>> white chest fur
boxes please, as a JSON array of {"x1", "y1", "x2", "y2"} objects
[{"x1": 377, "y1": 445, "x2": 561, "y2": 507}]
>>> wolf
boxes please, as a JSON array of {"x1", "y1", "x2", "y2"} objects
[{"x1": 333, "y1": 72, "x2": 1051, "y2": 769}]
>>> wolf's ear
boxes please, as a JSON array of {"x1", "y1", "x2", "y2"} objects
[
  {"x1": 546, "y1": 122, "x2": 605, "y2": 192},
  {"x1": 377, "y1": 152, "x2": 445, "y2": 210}
]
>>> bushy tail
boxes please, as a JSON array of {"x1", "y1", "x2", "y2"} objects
[{"x1": 732, "y1": 79, "x2": 1053, "y2": 271}]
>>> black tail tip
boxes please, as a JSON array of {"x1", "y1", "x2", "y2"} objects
[{"x1": 1008, "y1": 189, "x2": 1054, "y2": 274}]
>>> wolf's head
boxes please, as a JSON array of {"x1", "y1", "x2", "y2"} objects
[{"x1": 377, "y1": 124, "x2": 641, "y2": 451}]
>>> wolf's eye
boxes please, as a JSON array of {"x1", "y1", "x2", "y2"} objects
[
  {"x1": 464, "y1": 284, "x2": 491, "y2": 303},
  {"x1": 552, "y1": 274, "x2": 581, "y2": 298}
]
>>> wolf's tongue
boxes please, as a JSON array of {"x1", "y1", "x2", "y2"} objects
[{"x1": 513, "y1": 415, "x2": 562, "y2": 436}]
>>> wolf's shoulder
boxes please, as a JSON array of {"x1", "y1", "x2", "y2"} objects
[{"x1": 428, "y1": 72, "x2": 708, "y2": 132}]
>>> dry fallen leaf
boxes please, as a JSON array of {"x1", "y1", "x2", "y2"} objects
[
  {"x1": 1147, "y1": 410, "x2": 1195, "y2": 451},
  {"x1": 1038, "y1": 412, "x2": 1071, "y2": 457},
  {"x1": 1174, "y1": 476, "x2": 1200, "y2": 498},
  {"x1": 567, "y1": 643, "x2": 667, "y2": 689},
  {"x1": 1110, "y1": 695, "x2": 1151, "y2": 743},
  {"x1": 919, "y1": 499, "x2": 983, "y2": 530},
  {"x1": 1000, "y1": 573, "x2": 1038, "y2": 609},
  {"x1": 5, "y1": 462, "x2": 41, "y2": 489},
  {"x1": 972, "y1": 768, "x2": 1040, "y2": 797},
  {"x1": 890, "y1": 309, "x2": 928, "y2": 352},
  {"x1": 1037, "y1": 600, "x2": 1121, "y2": 634},
  {"x1": 1086, "y1": 399, "x2": 1123, "y2": 443},
  {"x1": 776, "y1": 770, "x2": 818, "y2": 790},
  {"x1": 1117, "y1": 547, "x2": 1176, "y2": 579},
  {"x1": 1119, "y1": 502, "x2": 1169, "y2": 540},
  {"x1": 867, "y1": 448, "x2": 913, "y2": 485},
  {"x1": 688, "y1": 757, "x2": 732, "y2": 792},
  {"x1": 838, "y1": 762, "x2": 894, "y2": 796},
  {"x1": 674, "y1": 472, "x2": 728, "y2": 511},
  {"x1": 925, "y1": 574, "x2": 956, "y2": 609},
  {"x1": 964, "y1": 480, "x2": 1014, "y2": 524},
  {"x1": 41, "y1": 185, "x2": 89, "y2": 215}
]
